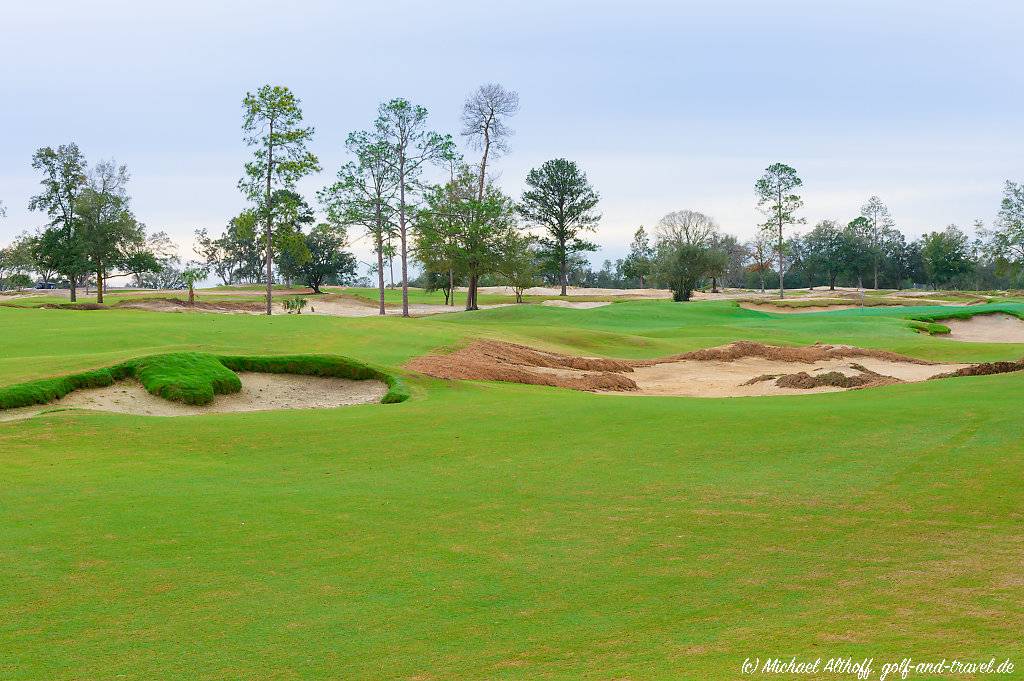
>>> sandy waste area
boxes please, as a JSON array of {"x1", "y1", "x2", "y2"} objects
[{"x1": 405, "y1": 340, "x2": 1022, "y2": 398}]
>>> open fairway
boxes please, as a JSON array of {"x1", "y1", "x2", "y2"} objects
[{"x1": 2, "y1": 301, "x2": 1023, "y2": 679}]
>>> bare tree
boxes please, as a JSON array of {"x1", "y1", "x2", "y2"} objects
[
  {"x1": 461, "y1": 84, "x2": 519, "y2": 201},
  {"x1": 655, "y1": 210, "x2": 719, "y2": 247},
  {"x1": 747, "y1": 231, "x2": 773, "y2": 293}
]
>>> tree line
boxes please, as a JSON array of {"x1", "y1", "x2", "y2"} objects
[
  {"x1": 3, "y1": 92, "x2": 1024, "y2": 307},
  {"x1": 573, "y1": 167, "x2": 1024, "y2": 302}
]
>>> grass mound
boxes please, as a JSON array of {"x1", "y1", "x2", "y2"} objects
[
  {"x1": 132, "y1": 353, "x2": 242, "y2": 405},
  {"x1": 908, "y1": 320, "x2": 951, "y2": 335},
  {"x1": 0, "y1": 352, "x2": 408, "y2": 411}
]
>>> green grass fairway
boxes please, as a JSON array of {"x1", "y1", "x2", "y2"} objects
[{"x1": 2, "y1": 301, "x2": 1023, "y2": 679}]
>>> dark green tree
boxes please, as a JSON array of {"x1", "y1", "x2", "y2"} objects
[
  {"x1": 279, "y1": 223, "x2": 357, "y2": 293},
  {"x1": 28, "y1": 144, "x2": 89, "y2": 301},
  {"x1": 803, "y1": 220, "x2": 845, "y2": 290},
  {"x1": 620, "y1": 226, "x2": 654, "y2": 287},
  {"x1": 415, "y1": 167, "x2": 518, "y2": 310},
  {"x1": 921, "y1": 225, "x2": 973, "y2": 288},
  {"x1": 518, "y1": 158, "x2": 600, "y2": 296},
  {"x1": 842, "y1": 217, "x2": 875, "y2": 289}
]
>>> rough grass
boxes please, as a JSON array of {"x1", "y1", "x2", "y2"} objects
[
  {"x1": 131, "y1": 352, "x2": 242, "y2": 405},
  {"x1": 0, "y1": 352, "x2": 408, "y2": 410},
  {"x1": 908, "y1": 319, "x2": 951, "y2": 335}
]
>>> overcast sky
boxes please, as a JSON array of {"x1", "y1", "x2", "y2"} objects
[{"x1": 1, "y1": 0, "x2": 1021, "y2": 277}]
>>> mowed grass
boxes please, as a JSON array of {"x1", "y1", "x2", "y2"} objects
[{"x1": 1, "y1": 302, "x2": 1024, "y2": 679}]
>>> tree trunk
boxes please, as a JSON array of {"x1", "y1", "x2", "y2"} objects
[
  {"x1": 188, "y1": 284, "x2": 195, "y2": 306},
  {"x1": 96, "y1": 269, "x2": 103, "y2": 303},
  {"x1": 711, "y1": 276, "x2": 719, "y2": 294},
  {"x1": 466, "y1": 273, "x2": 480, "y2": 311},
  {"x1": 399, "y1": 168, "x2": 409, "y2": 317},
  {"x1": 69, "y1": 273, "x2": 77, "y2": 302},
  {"x1": 560, "y1": 252, "x2": 568, "y2": 296},
  {"x1": 448, "y1": 268, "x2": 454, "y2": 306},
  {"x1": 478, "y1": 129, "x2": 489, "y2": 202},
  {"x1": 777, "y1": 224, "x2": 785, "y2": 299},
  {"x1": 830, "y1": 273, "x2": 836, "y2": 291},
  {"x1": 375, "y1": 231, "x2": 386, "y2": 316},
  {"x1": 874, "y1": 263, "x2": 879, "y2": 290},
  {"x1": 264, "y1": 120, "x2": 275, "y2": 316}
]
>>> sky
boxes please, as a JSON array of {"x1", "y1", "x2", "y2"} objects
[{"x1": 1, "y1": 0, "x2": 1022, "y2": 280}]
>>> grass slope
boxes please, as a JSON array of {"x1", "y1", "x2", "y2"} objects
[{"x1": 1, "y1": 302, "x2": 1023, "y2": 679}]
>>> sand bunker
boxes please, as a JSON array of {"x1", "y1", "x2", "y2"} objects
[
  {"x1": 116, "y1": 299, "x2": 265, "y2": 314},
  {"x1": 407, "y1": 340, "x2": 978, "y2": 398},
  {"x1": 936, "y1": 314, "x2": 1024, "y2": 343},
  {"x1": 540, "y1": 300, "x2": 612, "y2": 309},
  {"x1": 0, "y1": 373, "x2": 387, "y2": 420},
  {"x1": 738, "y1": 303, "x2": 862, "y2": 314},
  {"x1": 116, "y1": 296, "x2": 512, "y2": 317}
]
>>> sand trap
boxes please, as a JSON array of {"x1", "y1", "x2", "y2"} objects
[
  {"x1": 937, "y1": 314, "x2": 1024, "y2": 343},
  {"x1": 115, "y1": 296, "x2": 512, "y2": 317},
  {"x1": 0, "y1": 373, "x2": 387, "y2": 420},
  {"x1": 475, "y1": 285, "x2": 672, "y2": 299},
  {"x1": 304, "y1": 299, "x2": 513, "y2": 317},
  {"x1": 739, "y1": 303, "x2": 862, "y2": 314},
  {"x1": 540, "y1": 300, "x2": 612, "y2": 309},
  {"x1": 407, "y1": 340, "x2": 976, "y2": 398},
  {"x1": 116, "y1": 299, "x2": 265, "y2": 314}
]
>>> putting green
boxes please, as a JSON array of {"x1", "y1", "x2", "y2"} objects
[{"x1": 1, "y1": 300, "x2": 1022, "y2": 679}]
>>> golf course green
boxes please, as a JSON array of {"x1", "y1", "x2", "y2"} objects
[{"x1": 2, "y1": 299, "x2": 1022, "y2": 679}]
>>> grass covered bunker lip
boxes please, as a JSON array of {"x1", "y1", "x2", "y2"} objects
[{"x1": 0, "y1": 351, "x2": 409, "y2": 415}]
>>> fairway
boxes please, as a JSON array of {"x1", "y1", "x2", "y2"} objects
[{"x1": 2, "y1": 301, "x2": 1023, "y2": 679}]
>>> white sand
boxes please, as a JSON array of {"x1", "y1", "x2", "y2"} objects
[
  {"x1": 938, "y1": 314, "x2": 1024, "y2": 343},
  {"x1": 540, "y1": 300, "x2": 612, "y2": 309}
]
